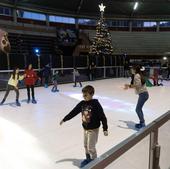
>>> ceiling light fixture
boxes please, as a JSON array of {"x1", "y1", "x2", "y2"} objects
[{"x1": 133, "y1": 2, "x2": 138, "y2": 10}]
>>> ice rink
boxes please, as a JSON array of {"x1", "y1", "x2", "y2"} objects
[{"x1": 0, "y1": 78, "x2": 170, "y2": 169}]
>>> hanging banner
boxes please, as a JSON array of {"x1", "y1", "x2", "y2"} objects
[{"x1": 0, "y1": 29, "x2": 11, "y2": 54}]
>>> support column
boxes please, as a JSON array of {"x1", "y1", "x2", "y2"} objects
[
  {"x1": 38, "y1": 55, "x2": 41, "y2": 70},
  {"x1": 149, "y1": 129, "x2": 161, "y2": 169},
  {"x1": 115, "y1": 56, "x2": 118, "y2": 77},
  {"x1": 156, "y1": 21, "x2": 160, "y2": 32},
  {"x1": 129, "y1": 20, "x2": 132, "y2": 32},
  {"x1": 46, "y1": 14, "x2": 50, "y2": 27},
  {"x1": 103, "y1": 55, "x2": 106, "y2": 78},
  {"x1": 6, "y1": 53, "x2": 10, "y2": 70},
  {"x1": 110, "y1": 55, "x2": 113, "y2": 66},
  {"x1": 24, "y1": 53, "x2": 27, "y2": 68},
  {"x1": 60, "y1": 54, "x2": 64, "y2": 75},
  {"x1": 87, "y1": 55, "x2": 89, "y2": 67},
  {"x1": 75, "y1": 18, "x2": 79, "y2": 30},
  {"x1": 13, "y1": 8, "x2": 17, "y2": 23}
]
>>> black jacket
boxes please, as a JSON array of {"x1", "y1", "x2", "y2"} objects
[{"x1": 63, "y1": 99, "x2": 108, "y2": 131}]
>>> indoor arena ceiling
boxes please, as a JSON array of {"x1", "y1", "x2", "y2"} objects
[{"x1": 1, "y1": 0, "x2": 170, "y2": 19}]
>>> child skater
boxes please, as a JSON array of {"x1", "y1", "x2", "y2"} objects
[
  {"x1": 0, "y1": 67, "x2": 24, "y2": 106},
  {"x1": 124, "y1": 65, "x2": 149, "y2": 129},
  {"x1": 73, "y1": 67, "x2": 82, "y2": 87},
  {"x1": 60, "y1": 85, "x2": 108, "y2": 168},
  {"x1": 51, "y1": 70, "x2": 59, "y2": 92},
  {"x1": 24, "y1": 64, "x2": 38, "y2": 104}
]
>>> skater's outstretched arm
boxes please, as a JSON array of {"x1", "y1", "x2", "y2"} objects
[{"x1": 60, "y1": 101, "x2": 83, "y2": 125}]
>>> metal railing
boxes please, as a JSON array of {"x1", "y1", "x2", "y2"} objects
[
  {"x1": 83, "y1": 111, "x2": 170, "y2": 169},
  {"x1": 0, "y1": 66, "x2": 124, "y2": 90}
]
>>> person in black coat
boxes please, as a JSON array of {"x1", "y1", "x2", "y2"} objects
[{"x1": 42, "y1": 64, "x2": 51, "y2": 88}]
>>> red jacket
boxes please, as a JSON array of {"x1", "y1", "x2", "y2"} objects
[{"x1": 24, "y1": 69, "x2": 37, "y2": 85}]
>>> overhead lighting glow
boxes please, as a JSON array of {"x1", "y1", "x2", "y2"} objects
[
  {"x1": 34, "y1": 48, "x2": 40, "y2": 57},
  {"x1": 163, "y1": 56, "x2": 167, "y2": 60},
  {"x1": 34, "y1": 48, "x2": 40, "y2": 54},
  {"x1": 133, "y1": 2, "x2": 138, "y2": 10}
]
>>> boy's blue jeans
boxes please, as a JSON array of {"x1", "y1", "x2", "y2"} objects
[{"x1": 136, "y1": 92, "x2": 149, "y2": 124}]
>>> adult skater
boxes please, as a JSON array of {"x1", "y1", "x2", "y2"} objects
[
  {"x1": 88, "y1": 62, "x2": 96, "y2": 81},
  {"x1": 24, "y1": 64, "x2": 38, "y2": 103},
  {"x1": 124, "y1": 65, "x2": 149, "y2": 129},
  {"x1": 51, "y1": 70, "x2": 59, "y2": 92},
  {"x1": 42, "y1": 64, "x2": 51, "y2": 88},
  {"x1": 124, "y1": 60, "x2": 130, "y2": 78},
  {"x1": 73, "y1": 67, "x2": 82, "y2": 87},
  {"x1": 60, "y1": 85, "x2": 108, "y2": 168},
  {"x1": 0, "y1": 67, "x2": 24, "y2": 106}
]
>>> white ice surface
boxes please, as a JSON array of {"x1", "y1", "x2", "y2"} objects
[{"x1": 0, "y1": 78, "x2": 170, "y2": 169}]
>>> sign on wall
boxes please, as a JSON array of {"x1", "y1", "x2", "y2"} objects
[{"x1": 0, "y1": 29, "x2": 11, "y2": 54}]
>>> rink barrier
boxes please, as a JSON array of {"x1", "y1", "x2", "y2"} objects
[
  {"x1": 1, "y1": 66, "x2": 168, "y2": 90},
  {"x1": 83, "y1": 111, "x2": 170, "y2": 169},
  {"x1": 0, "y1": 66, "x2": 124, "y2": 90}
]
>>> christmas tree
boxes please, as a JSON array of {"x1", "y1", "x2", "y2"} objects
[{"x1": 89, "y1": 3, "x2": 114, "y2": 60}]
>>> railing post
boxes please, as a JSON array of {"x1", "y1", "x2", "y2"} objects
[
  {"x1": 104, "y1": 67, "x2": 106, "y2": 78},
  {"x1": 60, "y1": 54, "x2": 64, "y2": 75},
  {"x1": 6, "y1": 53, "x2": 10, "y2": 71},
  {"x1": 154, "y1": 145, "x2": 161, "y2": 169},
  {"x1": 38, "y1": 55, "x2": 41, "y2": 70},
  {"x1": 116, "y1": 67, "x2": 118, "y2": 77},
  {"x1": 149, "y1": 129, "x2": 161, "y2": 169},
  {"x1": 103, "y1": 55, "x2": 106, "y2": 78},
  {"x1": 122, "y1": 67, "x2": 124, "y2": 77}
]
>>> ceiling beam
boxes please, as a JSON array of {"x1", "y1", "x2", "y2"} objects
[
  {"x1": 0, "y1": 0, "x2": 14, "y2": 7},
  {"x1": 107, "y1": 0, "x2": 168, "y2": 2},
  {"x1": 76, "y1": 0, "x2": 84, "y2": 14},
  {"x1": 1, "y1": 0, "x2": 170, "y2": 20}
]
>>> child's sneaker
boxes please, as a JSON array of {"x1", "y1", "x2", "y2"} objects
[
  {"x1": 27, "y1": 99, "x2": 30, "y2": 103},
  {"x1": 16, "y1": 101, "x2": 21, "y2": 106},
  {"x1": 135, "y1": 123, "x2": 145, "y2": 129},
  {"x1": 51, "y1": 87, "x2": 55, "y2": 92},
  {"x1": 32, "y1": 99, "x2": 37, "y2": 104},
  {"x1": 80, "y1": 159, "x2": 89, "y2": 168},
  {"x1": 80, "y1": 159, "x2": 93, "y2": 168},
  {"x1": 80, "y1": 154, "x2": 93, "y2": 168},
  {"x1": 0, "y1": 99, "x2": 5, "y2": 105}
]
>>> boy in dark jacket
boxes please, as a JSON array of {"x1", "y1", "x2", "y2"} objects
[{"x1": 60, "y1": 85, "x2": 108, "y2": 168}]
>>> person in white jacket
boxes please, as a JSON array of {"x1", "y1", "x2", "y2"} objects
[{"x1": 0, "y1": 67, "x2": 24, "y2": 106}]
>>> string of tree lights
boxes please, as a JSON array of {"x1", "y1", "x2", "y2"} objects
[{"x1": 89, "y1": 3, "x2": 114, "y2": 60}]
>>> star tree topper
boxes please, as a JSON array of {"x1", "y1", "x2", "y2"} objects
[{"x1": 99, "y1": 3, "x2": 106, "y2": 12}]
